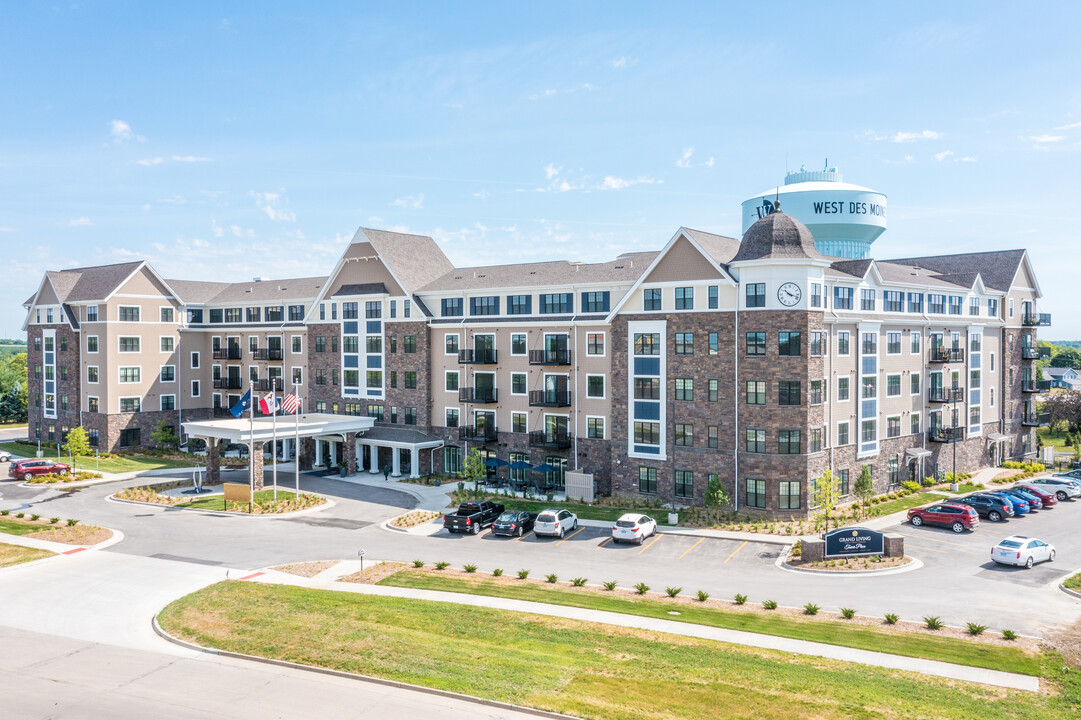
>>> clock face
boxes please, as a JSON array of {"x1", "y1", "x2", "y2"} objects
[{"x1": 777, "y1": 282, "x2": 802, "y2": 306}]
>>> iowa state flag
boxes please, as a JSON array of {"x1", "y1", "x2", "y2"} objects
[{"x1": 259, "y1": 393, "x2": 279, "y2": 415}]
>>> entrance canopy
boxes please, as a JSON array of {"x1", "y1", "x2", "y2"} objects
[
  {"x1": 986, "y1": 433, "x2": 1011, "y2": 444},
  {"x1": 183, "y1": 412, "x2": 375, "y2": 444},
  {"x1": 904, "y1": 447, "x2": 932, "y2": 459}
]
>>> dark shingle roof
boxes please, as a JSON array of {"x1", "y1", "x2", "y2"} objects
[
  {"x1": 359, "y1": 228, "x2": 456, "y2": 295},
  {"x1": 882, "y1": 249, "x2": 1026, "y2": 292},
  {"x1": 418, "y1": 252, "x2": 657, "y2": 293},
  {"x1": 168, "y1": 277, "x2": 326, "y2": 304},
  {"x1": 333, "y1": 283, "x2": 388, "y2": 297},
  {"x1": 731, "y1": 212, "x2": 826, "y2": 263},
  {"x1": 682, "y1": 228, "x2": 741, "y2": 265},
  {"x1": 43, "y1": 261, "x2": 145, "y2": 303}
]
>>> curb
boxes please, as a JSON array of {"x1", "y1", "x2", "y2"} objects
[
  {"x1": 0, "y1": 525, "x2": 125, "y2": 571},
  {"x1": 777, "y1": 555, "x2": 924, "y2": 577},
  {"x1": 1060, "y1": 578, "x2": 1081, "y2": 600},
  {"x1": 151, "y1": 614, "x2": 579, "y2": 720},
  {"x1": 105, "y1": 493, "x2": 336, "y2": 519}
]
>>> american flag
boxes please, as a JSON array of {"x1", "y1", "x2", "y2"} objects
[{"x1": 281, "y1": 393, "x2": 300, "y2": 415}]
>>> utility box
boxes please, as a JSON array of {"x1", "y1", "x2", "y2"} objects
[
  {"x1": 564, "y1": 471, "x2": 594, "y2": 502},
  {"x1": 1042, "y1": 446, "x2": 1056, "y2": 466}
]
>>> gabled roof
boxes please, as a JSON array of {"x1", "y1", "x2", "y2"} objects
[
  {"x1": 166, "y1": 277, "x2": 326, "y2": 305},
  {"x1": 40, "y1": 261, "x2": 145, "y2": 304},
  {"x1": 358, "y1": 228, "x2": 455, "y2": 295},
  {"x1": 828, "y1": 259, "x2": 873, "y2": 279},
  {"x1": 418, "y1": 253, "x2": 657, "y2": 293},
  {"x1": 166, "y1": 280, "x2": 233, "y2": 305},
  {"x1": 333, "y1": 283, "x2": 388, "y2": 297},
  {"x1": 682, "y1": 228, "x2": 741, "y2": 265},
  {"x1": 882, "y1": 249, "x2": 1026, "y2": 293}
]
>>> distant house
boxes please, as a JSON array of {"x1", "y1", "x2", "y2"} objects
[{"x1": 1043, "y1": 366, "x2": 1081, "y2": 390}]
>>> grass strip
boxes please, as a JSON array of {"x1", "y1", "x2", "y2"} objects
[
  {"x1": 450, "y1": 489, "x2": 663, "y2": 523},
  {"x1": 181, "y1": 489, "x2": 313, "y2": 512},
  {"x1": 160, "y1": 582, "x2": 1078, "y2": 720},
  {"x1": 0, "y1": 441, "x2": 202, "y2": 473},
  {"x1": 0, "y1": 518, "x2": 46, "y2": 536},
  {"x1": 870, "y1": 491, "x2": 944, "y2": 516},
  {"x1": 378, "y1": 569, "x2": 1040, "y2": 676},
  {"x1": 1065, "y1": 573, "x2": 1081, "y2": 591},
  {"x1": 0, "y1": 542, "x2": 54, "y2": 568}
]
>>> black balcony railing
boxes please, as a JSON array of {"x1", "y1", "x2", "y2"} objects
[
  {"x1": 458, "y1": 425, "x2": 498, "y2": 443},
  {"x1": 1021, "y1": 346, "x2": 1040, "y2": 360},
  {"x1": 529, "y1": 430, "x2": 572, "y2": 448},
  {"x1": 212, "y1": 406, "x2": 231, "y2": 418},
  {"x1": 213, "y1": 348, "x2": 242, "y2": 360},
  {"x1": 928, "y1": 426, "x2": 966, "y2": 443},
  {"x1": 253, "y1": 349, "x2": 284, "y2": 361},
  {"x1": 458, "y1": 349, "x2": 498, "y2": 364},
  {"x1": 1021, "y1": 412, "x2": 1050, "y2": 427},
  {"x1": 255, "y1": 378, "x2": 283, "y2": 392},
  {"x1": 529, "y1": 349, "x2": 572, "y2": 365},
  {"x1": 529, "y1": 390, "x2": 572, "y2": 407},
  {"x1": 1022, "y1": 313, "x2": 1051, "y2": 327},
  {"x1": 928, "y1": 387, "x2": 965, "y2": 403},
  {"x1": 459, "y1": 387, "x2": 498, "y2": 404},
  {"x1": 929, "y1": 347, "x2": 965, "y2": 363},
  {"x1": 213, "y1": 377, "x2": 244, "y2": 390},
  {"x1": 1022, "y1": 379, "x2": 1052, "y2": 393}
]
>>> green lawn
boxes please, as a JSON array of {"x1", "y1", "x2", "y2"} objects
[
  {"x1": 1065, "y1": 573, "x2": 1081, "y2": 591},
  {"x1": 159, "y1": 582, "x2": 1079, "y2": 720},
  {"x1": 182, "y1": 489, "x2": 304, "y2": 511},
  {"x1": 0, "y1": 542, "x2": 54, "y2": 568},
  {"x1": 0, "y1": 517, "x2": 48, "y2": 536},
  {"x1": 871, "y1": 491, "x2": 944, "y2": 517},
  {"x1": 379, "y1": 570, "x2": 1039, "y2": 676},
  {"x1": 0, "y1": 422, "x2": 27, "y2": 429},
  {"x1": 1038, "y1": 427, "x2": 1073, "y2": 451},
  {"x1": 952, "y1": 482, "x2": 985, "y2": 494},
  {"x1": 450, "y1": 490, "x2": 666, "y2": 524},
  {"x1": 1, "y1": 441, "x2": 203, "y2": 474}
]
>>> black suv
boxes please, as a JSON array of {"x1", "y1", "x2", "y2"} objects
[{"x1": 955, "y1": 494, "x2": 1015, "y2": 522}]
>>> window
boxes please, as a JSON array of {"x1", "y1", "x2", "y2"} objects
[
  {"x1": 778, "y1": 331, "x2": 801, "y2": 356},
  {"x1": 810, "y1": 379, "x2": 823, "y2": 404},
  {"x1": 363, "y1": 301, "x2": 380, "y2": 319},
  {"x1": 778, "y1": 380, "x2": 800, "y2": 406},
  {"x1": 511, "y1": 373, "x2": 527, "y2": 395},
  {"x1": 746, "y1": 479, "x2": 766, "y2": 508},
  {"x1": 366, "y1": 336, "x2": 382, "y2": 354},
  {"x1": 745, "y1": 332, "x2": 765, "y2": 356},
  {"x1": 343, "y1": 337, "x2": 359, "y2": 354},
  {"x1": 292, "y1": 367, "x2": 303, "y2": 385},
  {"x1": 674, "y1": 424, "x2": 693, "y2": 446},
  {"x1": 862, "y1": 376, "x2": 877, "y2": 398},
  {"x1": 833, "y1": 287, "x2": 853, "y2": 310},
  {"x1": 246, "y1": 307, "x2": 261, "y2": 323},
  {"x1": 929, "y1": 294, "x2": 946, "y2": 314},
  {"x1": 674, "y1": 470, "x2": 694, "y2": 498},
  {"x1": 404, "y1": 335, "x2": 417, "y2": 353},
  {"x1": 810, "y1": 283, "x2": 822, "y2": 308},
  {"x1": 886, "y1": 332, "x2": 901, "y2": 355},
  {"x1": 884, "y1": 291, "x2": 904, "y2": 312},
  {"x1": 389, "y1": 300, "x2": 396, "y2": 318},
  {"x1": 837, "y1": 376, "x2": 849, "y2": 401},
  {"x1": 319, "y1": 304, "x2": 325, "y2": 321},
  {"x1": 88, "y1": 397, "x2": 99, "y2": 413},
  {"x1": 119, "y1": 367, "x2": 140, "y2": 383},
  {"x1": 778, "y1": 429, "x2": 800, "y2": 454},
  {"x1": 910, "y1": 331, "x2": 921, "y2": 354},
  {"x1": 404, "y1": 300, "x2": 411, "y2": 318},
  {"x1": 332, "y1": 336, "x2": 339, "y2": 352},
  {"x1": 446, "y1": 371, "x2": 459, "y2": 392},
  {"x1": 191, "y1": 352, "x2": 200, "y2": 369},
  {"x1": 949, "y1": 296, "x2": 963, "y2": 315},
  {"x1": 837, "y1": 331, "x2": 850, "y2": 355},
  {"x1": 746, "y1": 283, "x2": 765, "y2": 308},
  {"x1": 911, "y1": 413, "x2": 921, "y2": 434},
  {"x1": 539, "y1": 293, "x2": 572, "y2": 314},
  {"x1": 444, "y1": 446, "x2": 462, "y2": 474},
  {"x1": 988, "y1": 298, "x2": 999, "y2": 317},
  {"x1": 119, "y1": 337, "x2": 140, "y2": 353},
  {"x1": 708, "y1": 285, "x2": 718, "y2": 309},
  {"x1": 119, "y1": 306, "x2": 140, "y2": 322},
  {"x1": 810, "y1": 331, "x2": 823, "y2": 356},
  {"x1": 160, "y1": 366, "x2": 175, "y2": 382},
  {"x1": 708, "y1": 379, "x2": 719, "y2": 402},
  {"x1": 582, "y1": 291, "x2": 610, "y2": 313},
  {"x1": 587, "y1": 333, "x2": 604, "y2": 356},
  {"x1": 470, "y1": 296, "x2": 499, "y2": 316},
  {"x1": 837, "y1": 422, "x2": 850, "y2": 446},
  {"x1": 861, "y1": 419, "x2": 877, "y2": 443},
  {"x1": 404, "y1": 407, "x2": 417, "y2": 425},
  {"x1": 291, "y1": 336, "x2": 302, "y2": 353},
  {"x1": 861, "y1": 332, "x2": 877, "y2": 355},
  {"x1": 634, "y1": 422, "x2": 660, "y2": 445},
  {"x1": 779, "y1": 481, "x2": 800, "y2": 510},
  {"x1": 675, "y1": 377, "x2": 694, "y2": 401},
  {"x1": 633, "y1": 333, "x2": 660, "y2": 355},
  {"x1": 404, "y1": 371, "x2": 417, "y2": 389},
  {"x1": 225, "y1": 308, "x2": 242, "y2": 323},
  {"x1": 314, "y1": 336, "x2": 326, "y2": 353},
  {"x1": 675, "y1": 287, "x2": 694, "y2": 310},
  {"x1": 512, "y1": 412, "x2": 527, "y2": 434},
  {"x1": 970, "y1": 334, "x2": 982, "y2": 352},
  {"x1": 639, "y1": 467, "x2": 657, "y2": 494},
  {"x1": 634, "y1": 378, "x2": 660, "y2": 399},
  {"x1": 119, "y1": 428, "x2": 141, "y2": 447},
  {"x1": 160, "y1": 395, "x2": 176, "y2": 411},
  {"x1": 120, "y1": 397, "x2": 141, "y2": 413},
  {"x1": 587, "y1": 374, "x2": 605, "y2": 398},
  {"x1": 969, "y1": 297, "x2": 980, "y2": 316},
  {"x1": 643, "y1": 288, "x2": 661, "y2": 311},
  {"x1": 746, "y1": 380, "x2": 766, "y2": 405},
  {"x1": 674, "y1": 332, "x2": 694, "y2": 355},
  {"x1": 445, "y1": 334, "x2": 459, "y2": 355},
  {"x1": 708, "y1": 425, "x2": 718, "y2": 449},
  {"x1": 507, "y1": 294, "x2": 531, "y2": 315},
  {"x1": 587, "y1": 417, "x2": 605, "y2": 439},
  {"x1": 887, "y1": 416, "x2": 901, "y2": 438},
  {"x1": 367, "y1": 404, "x2": 384, "y2": 422},
  {"x1": 703, "y1": 332, "x2": 717, "y2": 356},
  {"x1": 911, "y1": 372, "x2": 921, "y2": 395},
  {"x1": 861, "y1": 288, "x2": 876, "y2": 311},
  {"x1": 209, "y1": 308, "x2": 223, "y2": 323},
  {"x1": 366, "y1": 370, "x2": 382, "y2": 388},
  {"x1": 86, "y1": 305, "x2": 98, "y2": 322},
  {"x1": 745, "y1": 428, "x2": 766, "y2": 453},
  {"x1": 908, "y1": 292, "x2": 924, "y2": 313},
  {"x1": 87, "y1": 336, "x2": 98, "y2": 353},
  {"x1": 886, "y1": 374, "x2": 901, "y2": 397},
  {"x1": 441, "y1": 298, "x2": 463, "y2": 317}
]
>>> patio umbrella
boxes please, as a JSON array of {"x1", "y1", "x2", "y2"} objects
[
  {"x1": 531, "y1": 463, "x2": 559, "y2": 473},
  {"x1": 507, "y1": 460, "x2": 533, "y2": 470},
  {"x1": 483, "y1": 457, "x2": 509, "y2": 468}
]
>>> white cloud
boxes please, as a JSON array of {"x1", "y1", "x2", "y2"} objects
[
  {"x1": 704, "y1": 157, "x2": 716, "y2": 168},
  {"x1": 110, "y1": 119, "x2": 135, "y2": 142},
  {"x1": 609, "y1": 56, "x2": 629, "y2": 68},
  {"x1": 529, "y1": 89, "x2": 558, "y2": 100},
  {"x1": 1026, "y1": 134, "x2": 1063, "y2": 143},
  {"x1": 141, "y1": 204, "x2": 151, "y2": 212},
  {"x1": 676, "y1": 147, "x2": 694, "y2": 168},
  {"x1": 68, "y1": 217, "x2": 93, "y2": 227},
  {"x1": 961, "y1": 156, "x2": 977, "y2": 162},
  {"x1": 1055, "y1": 120, "x2": 1081, "y2": 130},
  {"x1": 473, "y1": 189, "x2": 490, "y2": 200},
  {"x1": 172, "y1": 155, "x2": 212, "y2": 163},
  {"x1": 367, "y1": 216, "x2": 384, "y2": 225},
  {"x1": 599, "y1": 176, "x2": 659, "y2": 190},
  {"x1": 891, "y1": 130, "x2": 943, "y2": 142},
  {"x1": 545, "y1": 89, "x2": 556, "y2": 96},
  {"x1": 252, "y1": 191, "x2": 296, "y2": 222},
  {"x1": 0, "y1": 226, "x2": 15, "y2": 232},
  {"x1": 160, "y1": 194, "x2": 186, "y2": 205},
  {"x1": 934, "y1": 150, "x2": 955, "y2": 162},
  {"x1": 211, "y1": 219, "x2": 224, "y2": 237},
  {"x1": 391, "y1": 193, "x2": 424, "y2": 210},
  {"x1": 544, "y1": 163, "x2": 560, "y2": 179},
  {"x1": 230, "y1": 225, "x2": 254, "y2": 238},
  {"x1": 136, "y1": 157, "x2": 165, "y2": 166}
]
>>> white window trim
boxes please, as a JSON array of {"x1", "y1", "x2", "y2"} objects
[
  {"x1": 160, "y1": 335, "x2": 175, "y2": 353},
  {"x1": 886, "y1": 373, "x2": 902, "y2": 397},
  {"x1": 509, "y1": 333, "x2": 527, "y2": 356},
  {"x1": 445, "y1": 333, "x2": 460, "y2": 356},
  {"x1": 510, "y1": 372, "x2": 528, "y2": 396},
  {"x1": 886, "y1": 332, "x2": 901, "y2": 355},
  {"x1": 291, "y1": 335, "x2": 303, "y2": 354},
  {"x1": 248, "y1": 364, "x2": 259, "y2": 381},
  {"x1": 585, "y1": 414, "x2": 606, "y2": 440},
  {"x1": 585, "y1": 373, "x2": 606, "y2": 400},
  {"x1": 87, "y1": 395, "x2": 99, "y2": 412},
  {"x1": 159, "y1": 305, "x2": 175, "y2": 324},
  {"x1": 191, "y1": 379, "x2": 201, "y2": 398},
  {"x1": 117, "y1": 336, "x2": 142, "y2": 353},
  {"x1": 87, "y1": 365, "x2": 99, "y2": 384},
  {"x1": 444, "y1": 406, "x2": 460, "y2": 427},
  {"x1": 911, "y1": 372, "x2": 921, "y2": 395},
  {"x1": 291, "y1": 366, "x2": 304, "y2": 386},
  {"x1": 191, "y1": 351, "x2": 200, "y2": 369},
  {"x1": 885, "y1": 414, "x2": 902, "y2": 438},
  {"x1": 911, "y1": 412, "x2": 921, "y2": 434},
  {"x1": 837, "y1": 374, "x2": 850, "y2": 402},
  {"x1": 837, "y1": 330, "x2": 850, "y2": 356},
  {"x1": 160, "y1": 394, "x2": 177, "y2": 411},
  {"x1": 511, "y1": 410, "x2": 528, "y2": 433},
  {"x1": 118, "y1": 366, "x2": 142, "y2": 384},
  {"x1": 444, "y1": 369, "x2": 459, "y2": 393},
  {"x1": 837, "y1": 421, "x2": 850, "y2": 446},
  {"x1": 86, "y1": 305, "x2": 99, "y2": 323},
  {"x1": 910, "y1": 331, "x2": 921, "y2": 355},
  {"x1": 118, "y1": 305, "x2": 141, "y2": 322},
  {"x1": 119, "y1": 396, "x2": 142, "y2": 413},
  {"x1": 160, "y1": 365, "x2": 176, "y2": 383},
  {"x1": 248, "y1": 335, "x2": 260, "y2": 352},
  {"x1": 87, "y1": 335, "x2": 99, "y2": 353},
  {"x1": 585, "y1": 331, "x2": 606, "y2": 357}
]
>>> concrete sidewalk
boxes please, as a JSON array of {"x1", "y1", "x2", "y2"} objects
[{"x1": 248, "y1": 562, "x2": 1039, "y2": 692}]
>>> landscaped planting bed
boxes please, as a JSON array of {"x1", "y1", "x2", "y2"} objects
[
  {"x1": 0, "y1": 514, "x2": 112, "y2": 545},
  {"x1": 0, "y1": 542, "x2": 55, "y2": 568},
  {"x1": 388, "y1": 510, "x2": 440, "y2": 529},
  {"x1": 24, "y1": 471, "x2": 104, "y2": 484},
  {"x1": 113, "y1": 481, "x2": 326, "y2": 514},
  {"x1": 270, "y1": 560, "x2": 339, "y2": 578}
]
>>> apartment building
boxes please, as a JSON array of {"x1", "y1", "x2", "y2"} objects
[{"x1": 23, "y1": 212, "x2": 1049, "y2": 516}]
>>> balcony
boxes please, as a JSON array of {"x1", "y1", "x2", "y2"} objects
[
  {"x1": 459, "y1": 387, "x2": 498, "y2": 404},
  {"x1": 212, "y1": 406, "x2": 232, "y2": 418},
  {"x1": 1021, "y1": 345, "x2": 1040, "y2": 360},
  {"x1": 253, "y1": 349, "x2": 284, "y2": 361},
  {"x1": 255, "y1": 378, "x2": 283, "y2": 392},
  {"x1": 213, "y1": 377, "x2": 244, "y2": 390},
  {"x1": 458, "y1": 425, "x2": 498, "y2": 443},
  {"x1": 927, "y1": 387, "x2": 965, "y2": 403},
  {"x1": 928, "y1": 426, "x2": 966, "y2": 443},
  {"x1": 929, "y1": 347, "x2": 965, "y2": 363},
  {"x1": 458, "y1": 349, "x2": 498, "y2": 365},
  {"x1": 1021, "y1": 379, "x2": 1052, "y2": 393},
  {"x1": 212, "y1": 348, "x2": 242, "y2": 360},
  {"x1": 529, "y1": 430, "x2": 572, "y2": 449},
  {"x1": 1022, "y1": 313, "x2": 1051, "y2": 327},
  {"x1": 529, "y1": 349, "x2": 572, "y2": 365},
  {"x1": 529, "y1": 389, "x2": 572, "y2": 407},
  {"x1": 1021, "y1": 412, "x2": 1050, "y2": 427}
]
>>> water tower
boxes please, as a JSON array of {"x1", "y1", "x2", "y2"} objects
[{"x1": 741, "y1": 162, "x2": 887, "y2": 259}]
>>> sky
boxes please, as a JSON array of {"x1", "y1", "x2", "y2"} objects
[{"x1": 2, "y1": 2, "x2": 1080, "y2": 338}]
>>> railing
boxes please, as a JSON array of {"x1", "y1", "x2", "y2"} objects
[
  {"x1": 458, "y1": 425, "x2": 498, "y2": 443},
  {"x1": 1022, "y1": 313, "x2": 1051, "y2": 327},
  {"x1": 528, "y1": 349, "x2": 572, "y2": 365},
  {"x1": 459, "y1": 387, "x2": 498, "y2": 404},
  {"x1": 927, "y1": 387, "x2": 965, "y2": 403},
  {"x1": 212, "y1": 406, "x2": 231, "y2": 418},
  {"x1": 213, "y1": 378, "x2": 244, "y2": 390},
  {"x1": 212, "y1": 348, "x2": 242, "y2": 360},
  {"x1": 1021, "y1": 346, "x2": 1040, "y2": 359},
  {"x1": 928, "y1": 427, "x2": 966, "y2": 443},
  {"x1": 255, "y1": 378, "x2": 283, "y2": 392},
  {"x1": 529, "y1": 430, "x2": 572, "y2": 448},
  {"x1": 929, "y1": 347, "x2": 965, "y2": 363},
  {"x1": 1021, "y1": 379, "x2": 1052, "y2": 393},
  {"x1": 253, "y1": 349, "x2": 284, "y2": 361},
  {"x1": 458, "y1": 349, "x2": 498, "y2": 364},
  {"x1": 529, "y1": 390, "x2": 572, "y2": 407},
  {"x1": 1021, "y1": 412, "x2": 1050, "y2": 427}
]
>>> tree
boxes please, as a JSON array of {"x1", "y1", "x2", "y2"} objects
[
  {"x1": 1050, "y1": 348, "x2": 1081, "y2": 369},
  {"x1": 811, "y1": 469, "x2": 843, "y2": 530},
  {"x1": 0, "y1": 352, "x2": 28, "y2": 422},
  {"x1": 853, "y1": 465, "x2": 875, "y2": 507},
  {"x1": 704, "y1": 474, "x2": 731, "y2": 522},
  {"x1": 62, "y1": 426, "x2": 91, "y2": 458},
  {"x1": 463, "y1": 448, "x2": 486, "y2": 497},
  {"x1": 1043, "y1": 390, "x2": 1081, "y2": 433},
  {"x1": 150, "y1": 420, "x2": 180, "y2": 450}
]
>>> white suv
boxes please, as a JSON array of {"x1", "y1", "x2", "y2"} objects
[
  {"x1": 991, "y1": 536, "x2": 1056, "y2": 568},
  {"x1": 534, "y1": 509, "x2": 578, "y2": 538},
  {"x1": 1030, "y1": 477, "x2": 1081, "y2": 501},
  {"x1": 612, "y1": 513, "x2": 657, "y2": 545}
]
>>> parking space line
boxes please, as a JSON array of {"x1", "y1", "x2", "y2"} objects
[
  {"x1": 903, "y1": 543, "x2": 951, "y2": 555},
  {"x1": 515, "y1": 531, "x2": 535, "y2": 542},
  {"x1": 897, "y1": 533, "x2": 968, "y2": 548},
  {"x1": 723, "y1": 540, "x2": 748, "y2": 564},
  {"x1": 555, "y1": 527, "x2": 586, "y2": 546},
  {"x1": 637, "y1": 533, "x2": 663, "y2": 554},
  {"x1": 678, "y1": 537, "x2": 704, "y2": 559},
  {"x1": 596, "y1": 537, "x2": 612, "y2": 550}
]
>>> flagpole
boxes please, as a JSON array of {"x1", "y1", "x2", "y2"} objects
[
  {"x1": 272, "y1": 386, "x2": 278, "y2": 502},
  {"x1": 294, "y1": 383, "x2": 301, "y2": 497},
  {"x1": 248, "y1": 381, "x2": 254, "y2": 514}
]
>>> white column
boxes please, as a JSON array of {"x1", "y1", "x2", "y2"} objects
[
  {"x1": 368, "y1": 443, "x2": 380, "y2": 473},
  {"x1": 391, "y1": 447, "x2": 402, "y2": 477},
  {"x1": 315, "y1": 439, "x2": 323, "y2": 467},
  {"x1": 408, "y1": 448, "x2": 420, "y2": 479},
  {"x1": 330, "y1": 441, "x2": 337, "y2": 467}
]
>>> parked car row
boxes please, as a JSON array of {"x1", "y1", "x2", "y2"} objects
[{"x1": 443, "y1": 502, "x2": 659, "y2": 545}]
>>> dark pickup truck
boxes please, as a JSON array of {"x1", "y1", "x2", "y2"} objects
[{"x1": 444, "y1": 500, "x2": 505, "y2": 535}]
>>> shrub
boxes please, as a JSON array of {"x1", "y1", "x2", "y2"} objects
[
  {"x1": 696, "y1": 590, "x2": 710, "y2": 602},
  {"x1": 517, "y1": 569, "x2": 530, "y2": 579},
  {"x1": 884, "y1": 613, "x2": 899, "y2": 625},
  {"x1": 492, "y1": 568, "x2": 503, "y2": 576},
  {"x1": 901, "y1": 480, "x2": 920, "y2": 492},
  {"x1": 734, "y1": 593, "x2": 748, "y2": 605},
  {"x1": 0, "y1": 510, "x2": 7, "y2": 516},
  {"x1": 1002, "y1": 629, "x2": 1018, "y2": 641},
  {"x1": 966, "y1": 622, "x2": 987, "y2": 636},
  {"x1": 463, "y1": 564, "x2": 477, "y2": 573},
  {"x1": 665, "y1": 586, "x2": 682, "y2": 598},
  {"x1": 49, "y1": 517, "x2": 60, "y2": 524},
  {"x1": 923, "y1": 615, "x2": 944, "y2": 630},
  {"x1": 15, "y1": 513, "x2": 24, "y2": 518},
  {"x1": 921, "y1": 476, "x2": 936, "y2": 487},
  {"x1": 30, "y1": 514, "x2": 40, "y2": 521},
  {"x1": 545, "y1": 573, "x2": 558, "y2": 584},
  {"x1": 803, "y1": 603, "x2": 820, "y2": 615},
  {"x1": 841, "y1": 607, "x2": 856, "y2": 619},
  {"x1": 66, "y1": 518, "x2": 79, "y2": 526},
  {"x1": 412, "y1": 559, "x2": 424, "y2": 568},
  {"x1": 762, "y1": 599, "x2": 778, "y2": 610},
  {"x1": 602, "y1": 580, "x2": 617, "y2": 591},
  {"x1": 571, "y1": 577, "x2": 588, "y2": 587},
  {"x1": 634, "y1": 582, "x2": 650, "y2": 595},
  {"x1": 434, "y1": 561, "x2": 450, "y2": 570},
  {"x1": 791, "y1": 540, "x2": 802, "y2": 558}
]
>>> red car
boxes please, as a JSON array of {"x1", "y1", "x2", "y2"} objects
[
  {"x1": 8, "y1": 459, "x2": 71, "y2": 481},
  {"x1": 908, "y1": 503, "x2": 980, "y2": 533},
  {"x1": 1017, "y1": 485, "x2": 1058, "y2": 508}
]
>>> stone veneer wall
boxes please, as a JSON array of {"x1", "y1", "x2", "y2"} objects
[
  {"x1": 384, "y1": 321, "x2": 431, "y2": 430},
  {"x1": 306, "y1": 324, "x2": 341, "y2": 412}
]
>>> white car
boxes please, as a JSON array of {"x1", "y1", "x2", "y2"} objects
[
  {"x1": 0, "y1": 450, "x2": 11, "y2": 463},
  {"x1": 612, "y1": 513, "x2": 657, "y2": 545},
  {"x1": 991, "y1": 536, "x2": 1056, "y2": 569},
  {"x1": 1035, "y1": 476, "x2": 1081, "y2": 501},
  {"x1": 533, "y1": 508, "x2": 578, "y2": 538}
]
